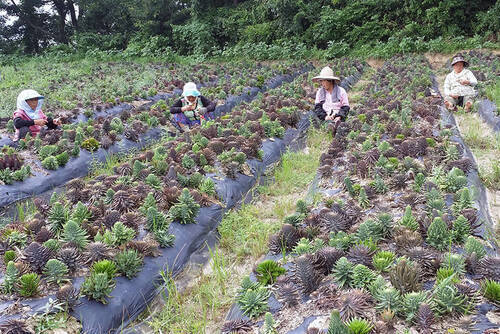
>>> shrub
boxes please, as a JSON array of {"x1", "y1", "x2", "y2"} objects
[
  {"x1": 42, "y1": 156, "x2": 59, "y2": 170},
  {"x1": 115, "y1": 249, "x2": 143, "y2": 279},
  {"x1": 19, "y1": 273, "x2": 40, "y2": 297},
  {"x1": 255, "y1": 260, "x2": 286, "y2": 285},
  {"x1": 81, "y1": 138, "x2": 100, "y2": 152},
  {"x1": 4, "y1": 250, "x2": 16, "y2": 264},
  {"x1": 81, "y1": 272, "x2": 115, "y2": 304},
  {"x1": 62, "y1": 220, "x2": 89, "y2": 250}
]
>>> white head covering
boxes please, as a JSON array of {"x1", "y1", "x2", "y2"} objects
[
  {"x1": 312, "y1": 66, "x2": 341, "y2": 83},
  {"x1": 182, "y1": 82, "x2": 200, "y2": 97},
  {"x1": 17, "y1": 89, "x2": 44, "y2": 119}
]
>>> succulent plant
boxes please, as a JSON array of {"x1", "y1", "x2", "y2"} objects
[
  {"x1": 327, "y1": 310, "x2": 348, "y2": 334},
  {"x1": 391, "y1": 173, "x2": 408, "y2": 190},
  {"x1": 345, "y1": 318, "x2": 372, "y2": 334},
  {"x1": 275, "y1": 281, "x2": 300, "y2": 308},
  {"x1": 3, "y1": 261, "x2": 19, "y2": 293},
  {"x1": 57, "y1": 247, "x2": 81, "y2": 272},
  {"x1": 294, "y1": 254, "x2": 322, "y2": 294},
  {"x1": 478, "y1": 256, "x2": 500, "y2": 280},
  {"x1": 56, "y1": 283, "x2": 81, "y2": 311},
  {"x1": 115, "y1": 249, "x2": 143, "y2": 279},
  {"x1": 426, "y1": 217, "x2": 450, "y2": 251},
  {"x1": 337, "y1": 289, "x2": 372, "y2": 321},
  {"x1": 19, "y1": 272, "x2": 40, "y2": 297},
  {"x1": 399, "y1": 205, "x2": 418, "y2": 231},
  {"x1": 237, "y1": 285, "x2": 270, "y2": 318},
  {"x1": 357, "y1": 187, "x2": 370, "y2": 209},
  {"x1": 404, "y1": 246, "x2": 440, "y2": 277},
  {"x1": 441, "y1": 253, "x2": 466, "y2": 277},
  {"x1": 0, "y1": 319, "x2": 32, "y2": 334},
  {"x1": 389, "y1": 258, "x2": 421, "y2": 294},
  {"x1": 403, "y1": 291, "x2": 429, "y2": 323},
  {"x1": 153, "y1": 229, "x2": 176, "y2": 248},
  {"x1": 62, "y1": 220, "x2": 89, "y2": 250},
  {"x1": 220, "y1": 319, "x2": 254, "y2": 333},
  {"x1": 81, "y1": 137, "x2": 100, "y2": 151},
  {"x1": 4, "y1": 249, "x2": 16, "y2": 264},
  {"x1": 48, "y1": 202, "x2": 69, "y2": 233},
  {"x1": 126, "y1": 239, "x2": 160, "y2": 257},
  {"x1": 481, "y1": 279, "x2": 500, "y2": 304},
  {"x1": 255, "y1": 259, "x2": 286, "y2": 285},
  {"x1": 451, "y1": 215, "x2": 471, "y2": 244},
  {"x1": 375, "y1": 287, "x2": 402, "y2": 313},
  {"x1": 84, "y1": 242, "x2": 113, "y2": 264},
  {"x1": 409, "y1": 304, "x2": 432, "y2": 334},
  {"x1": 311, "y1": 246, "x2": 345, "y2": 276},
  {"x1": 22, "y1": 242, "x2": 52, "y2": 273},
  {"x1": 452, "y1": 188, "x2": 473, "y2": 215},
  {"x1": 464, "y1": 236, "x2": 486, "y2": 260},
  {"x1": 333, "y1": 257, "x2": 354, "y2": 288},
  {"x1": 347, "y1": 244, "x2": 374, "y2": 267},
  {"x1": 42, "y1": 155, "x2": 59, "y2": 170},
  {"x1": 355, "y1": 219, "x2": 383, "y2": 243},
  {"x1": 432, "y1": 275, "x2": 469, "y2": 316},
  {"x1": 169, "y1": 188, "x2": 200, "y2": 224},
  {"x1": 81, "y1": 271, "x2": 115, "y2": 304},
  {"x1": 111, "y1": 190, "x2": 137, "y2": 213},
  {"x1": 372, "y1": 251, "x2": 395, "y2": 272},
  {"x1": 351, "y1": 264, "x2": 376, "y2": 289},
  {"x1": 71, "y1": 201, "x2": 92, "y2": 224},
  {"x1": 43, "y1": 259, "x2": 69, "y2": 285},
  {"x1": 35, "y1": 227, "x2": 53, "y2": 243}
]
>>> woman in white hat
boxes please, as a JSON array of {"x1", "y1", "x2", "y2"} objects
[
  {"x1": 444, "y1": 54, "x2": 477, "y2": 112},
  {"x1": 312, "y1": 66, "x2": 350, "y2": 133},
  {"x1": 13, "y1": 89, "x2": 61, "y2": 141},
  {"x1": 170, "y1": 82, "x2": 216, "y2": 128}
]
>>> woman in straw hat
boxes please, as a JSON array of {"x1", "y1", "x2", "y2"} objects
[
  {"x1": 312, "y1": 66, "x2": 350, "y2": 134},
  {"x1": 444, "y1": 54, "x2": 477, "y2": 112},
  {"x1": 170, "y1": 82, "x2": 216, "y2": 129},
  {"x1": 13, "y1": 89, "x2": 61, "y2": 141}
]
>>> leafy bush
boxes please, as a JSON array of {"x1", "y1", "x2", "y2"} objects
[
  {"x1": 19, "y1": 273, "x2": 40, "y2": 297},
  {"x1": 42, "y1": 156, "x2": 59, "y2": 170},
  {"x1": 43, "y1": 259, "x2": 69, "y2": 285},
  {"x1": 169, "y1": 188, "x2": 200, "y2": 224},
  {"x1": 81, "y1": 272, "x2": 115, "y2": 304},
  {"x1": 426, "y1": 217, "x2": 450, "y2": 251},
  {"x1": 4, "y1": 250, "x2": 15, "y2": 264},
  {"x1": 62, "y1": 220, "x2": 89, "y2": 250},
  {"x1": 372, "y1": 250, "x2": 395, "y2": 272},
  {"x1": 333, "y1": 257, "x2": 354, "y2": 288}
]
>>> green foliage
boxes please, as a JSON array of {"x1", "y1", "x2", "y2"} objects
[
  {"x1": 48, "y1": 202, "x2": 69, "y2": 233},
  {"x1": 91, "y1": 260, "x2": 117, "y2": 278},
  {"x1": 132, "y1": 160, "x2": 146, "y2": 178},
  {"x1": 451, "y1": 215, "x2": 471, "y2": 244},
  {"x1": 426, "y1": 217, "x2": 451, "y2": 251},
  {"x1": 481, "y1": 279, "x2": 500, "y2": 304},
  {"x1": 7, "y1": 231, "x2": 28, "y2": 247},
  {"x1": 436, "y1": 268, "x2": 459, "y2": 284},
  {"x1": 345, "y1": 318, "x2": 372, "y2": 334},
  {"x1": 62, "y1": 220, "x2": 89, "y2": 250},
  {"x1": 43, "y1": 239, "x2": 61, "y2": 252},
  {"x1": 441, "y1": 253, "x2": 466, "y2": 277},
  {"x1": 358, "y1": 187, "x2": 370, "y2": 209},
  {"x1": 375, "y1": 287, "x2": 402, "y2": 313},
  {"x1": 19, "y1": 273, "x2": 40, "y2": 297},
  {"x1": 399, "y1": 205, "x2": 418, "y2": 231},
  {"x1": 181, "y1": 154, "x2": 195, "y2": 169},
  {"x1": 71, "y1": 201, "x2": 92, "y2": 224},
  {"x1": 81, "y1": 138, "x2": 100, "y2": 152},
  {"x1": 333, "y1": 257, "x2": 354, "y2": 288},
  {"x1": 39, "y1": 145, "x2": 58, "y2": 160},
  {"x1": 443, "y1": 167, "x2": 468, "y2": 193},
  {"x1": 452, "y1": 188, "x2": 473, "y2": 215},
  {"x1": 115, "y1": 249, "x2": 143, "y2": 279},
  {"x1": 110, "y1": 118, "x2": 124, "y2": 133},
  {"x1": 344, "y1": 177, "x2": 356, "y2": 197},
  {"x1": 199, "y1": 177, "x2": 216, "y2": 196},
  {"x1": 237, "y1": 285, "x2": 270, "y2": 318},
  {"x1": 81, "y1": 272, "x2": 115, "y2": 304},
  {"x1": 372, "y1": 251, "x2": 395, "y2": 272},
  {"x1": 351, "y1": 264, "x2": 376, "y2": 289},
  {"x1": 389, "y1": 258, "x2": 421, "y2": 294},
  {"x1": 432, "y1": 275, "x2": 469, "y2": 316},
  {"x1": 373, "y1": 175, "x2": 388, "y2": 194},
  {"x1": 263, "y1": 312, "x2": 278, "y2": 334},
  {"x1": 154, "y1": 229, "x2": 176, "y2": 248},
  {"x1": 3, "y1": 261, "x2": 18, "y2": 293},
  {"x1": 296, "y1": 199, "x2": 309, "y2": 215},
  {"x1": 56, "y1": 152, "x2": 70, "y2": 166},
  {"x1": 3, "y1": 250, "x2": 15, "y2": 264},
  {"x1": 42, "y1": 156, "x2": 59, "y2": 170},
  {"x1": 464, "y1": 236, "x2": 486, "y2": 260},
  {"x1": 169, "y1": 188, "x2": 200, "y2": 224},
  {"x1": 413, "y1": 172, "x2": 426, "y2": 192},
  {"x1": 111, "y1": 222, "x2": 136, "y2": 246},
  {"x1": 283, "y1": 213, "x2": 305, "y2": 227},
  {"x1": 43, "y1": 259, "x2": 69, "y2": 285},
  {"x1": 146, "y1": 206, "x2": 169, "y2": 232},
  {"x1": 145, "y1": 173, "x2": 162, "y2": 188},
  {"x1": 403, "y1": 291, "x2": 428, "y2": 323},
  {"x1": 255, "y1": 260, "x2": 286, "y2": 285},
  {"x1": 327, "y1": 309, "x2": 348, "y2": 334},
  {"x1": 356, "y1": 219, "x2": 383, "y2": 243},
  {"x1": 329, "y1": 232, "x2": 353, "y2": 251}
]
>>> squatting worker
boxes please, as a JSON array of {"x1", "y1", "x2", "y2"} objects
[
  {"x1": 444, "y1": 54, "x2": 477, "y2": 112},
  {"x1": 312, "y1": 66, "x2": 350, "y2": 135},
  {"x1": 13, "y1": 89, "x2": 61, "y2": 141},
  {"x1": 170, "y1": 82, "x2": 216, "y2": 129}
]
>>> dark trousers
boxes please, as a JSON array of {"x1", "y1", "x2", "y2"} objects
[{"x1": 17, "y1": 127, "x2": 31, "y2": 140}]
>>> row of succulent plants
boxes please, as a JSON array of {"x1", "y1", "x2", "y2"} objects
[
  {"x1": 0, "y1": 62, "x2": 312, "y2": 184},
  {"x1": 1, "y1": 60, "x2": 303, "y2": 121},
  {"x1": 221, "y1": 55, "x2": 499, "y2": 334},
  {"x1": 0, "y1": 59, "x2": 368, "y2": 332}
]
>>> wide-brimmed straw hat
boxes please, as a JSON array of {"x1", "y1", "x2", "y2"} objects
[
  {"x1": 312, "y1": 66, "x2": 341, "y2": 83},
  {"x1": 182, "y1": 82, "x2": 200, "y2": 97},
  {"x1": 451, "y1": 55, "x2": 469, "y2": 67}
]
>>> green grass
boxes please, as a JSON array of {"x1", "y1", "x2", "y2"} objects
[
  {"x1": 485, "y1": 78, "x2": 500, "y2": 114},
  {"x1": 146, "y1": 126, "x2": 329, "y2": 333}
]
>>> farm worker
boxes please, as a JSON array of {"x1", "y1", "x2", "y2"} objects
[
  {"x1": 312, "y1": 66, "x2": 350, "y2": 135},
  {"x1": 444, "y1": 54, "x2": 477, "y2": 112},
  {"x1": 170, "y1": 82, "x2": 216, "y2": 129},
  {"x1": 13, "y1": 89, "x2": 61, "y2": 141}
]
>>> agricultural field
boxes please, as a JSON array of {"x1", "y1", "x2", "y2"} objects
[{"x1": 0, "y1": 51, "x2": 499, "y2": 334}]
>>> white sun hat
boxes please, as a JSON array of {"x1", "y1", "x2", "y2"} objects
[
  {"x1": 312, "y1": 66, "x2": 341, "y2": 83},
  {"x1": 182, "y1": 82, "x2": 201, "y2": 97}
]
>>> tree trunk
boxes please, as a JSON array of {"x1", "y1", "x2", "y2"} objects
[
  {"x1": 52, "y1": 0, "x2": 67, "y2": 43},
  {"x1": 67, "y1": 0, "x2": 78, "y2": 29}
]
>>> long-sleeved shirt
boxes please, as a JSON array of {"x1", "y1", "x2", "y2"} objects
[
  {"x1": 170, "y1": 96, "x2": 215, "y2": 114},
  {"x1": 444, "y1": 69, "x2": 477, "y2": 97},
  {"x1": 314, "y1": 86, "x2": 350, "y2": 121},
  {"x1": 14, "y1": 117, "x2": 57, "y2": 130}
]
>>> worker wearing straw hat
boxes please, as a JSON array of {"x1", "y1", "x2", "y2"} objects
[
  {"x1": 170, "y1": 82, "x2": 216, "y2": 130},
  {"x1": 312, "y1": 66, "x2": 350, "y2": 135},
  {"x1": 444, "y1": 54, "x2": 477, "y2": 112}
]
